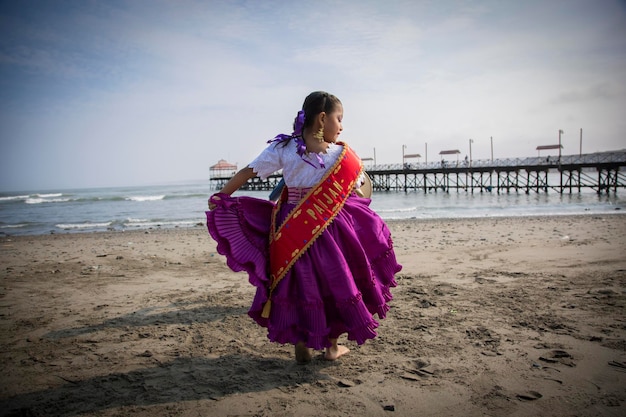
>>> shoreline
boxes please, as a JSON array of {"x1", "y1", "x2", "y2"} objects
[
  {"x1": 1, "y1": 214, "x2": 625, "y2": 416},
  {"x1": 2, "y1": 210, "x2": 624, "y2": 238}
]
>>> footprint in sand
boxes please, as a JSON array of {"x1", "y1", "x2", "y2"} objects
[
  {"x1": 517, "y1": 391, "x2": 543, "y2": 401},
  {"x1": 539, "y1": 350, "x2": 575, "y2": 367}
]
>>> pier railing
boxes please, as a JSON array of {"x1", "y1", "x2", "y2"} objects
[{"x1": 366, "y1": 150, "x2": 626, "y2": 171}]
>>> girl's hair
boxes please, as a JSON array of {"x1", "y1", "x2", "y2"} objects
[
  {"x1": 273, "y1": 91, "x2": 341, "y2": 150},
  {"x1": 297, "y1": 91, "x2": 342, "y2": 132}
]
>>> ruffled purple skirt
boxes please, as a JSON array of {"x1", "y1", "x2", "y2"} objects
[{"x1": 206, "y1": 193, "x2": 401, "y2": 350}]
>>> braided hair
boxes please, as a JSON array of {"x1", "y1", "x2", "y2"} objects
[
  {"x1": 272, "y1": 91, "x2": 342, "y2": 151},
  {"x1": 297, "y1": 91, "x2": 342, "y2": 134}
]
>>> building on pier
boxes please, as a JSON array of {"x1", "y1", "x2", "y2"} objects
[{"x1": 209, "y1": 159, "x2": 238, "y2": 190}]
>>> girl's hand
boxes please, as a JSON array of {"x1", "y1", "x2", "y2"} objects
[{"x1": 208, "y1": 194, "x2": 221, "y2": 211}]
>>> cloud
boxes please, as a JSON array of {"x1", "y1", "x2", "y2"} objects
[{"x1": 1, "y1": 0, "x2": 625, "y2": 191}]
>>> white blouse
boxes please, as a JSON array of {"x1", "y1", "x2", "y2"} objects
[{"x1": 249, "y1": 139, "x2": 345, "y2": 188}]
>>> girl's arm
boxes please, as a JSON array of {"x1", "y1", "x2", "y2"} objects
[
  {"x1": 208, "y1": 166, "x2": 257, "y2": 209},
  {"x1": 218, "y1": 166, "x2": 257, "y2": 195}
]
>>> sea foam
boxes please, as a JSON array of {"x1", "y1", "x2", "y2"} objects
[
  {"x1": 56, "y1": 222, "x2": 112, "y2": 230},
  {"x1": 126, "y1": 195, "x2": 166, "y2": 202},
  {"x1": 0, "y1": 195, "x2": 30, "y2": 202},
  {"x1": 25, "y1": 197, "x2": 71, "y2": 204}
]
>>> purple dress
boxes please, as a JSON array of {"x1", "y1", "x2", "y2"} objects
[{"x1": 206, "y1": 141, "x2": 401, "y2": 350}]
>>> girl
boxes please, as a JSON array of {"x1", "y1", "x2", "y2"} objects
[{"x1": 207, "y1": 91, "x2": 401, "y2": 363}]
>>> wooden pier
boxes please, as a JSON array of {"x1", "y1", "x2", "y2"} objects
[{"x1": 209, "y1": 150, "x2": 626, "y2": 195}]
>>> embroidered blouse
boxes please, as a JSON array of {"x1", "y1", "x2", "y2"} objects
[{"x1": 249, "y1": 139, "x2": 344, "y2": 188}]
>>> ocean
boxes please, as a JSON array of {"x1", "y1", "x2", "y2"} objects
[{"x1": 1, "y1": 179, "x2": 623, "y2": 236}]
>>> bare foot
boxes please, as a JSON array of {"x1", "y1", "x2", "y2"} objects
[
  {"x1": 324, "y1": 340, "x2": 350, "y2": 361},
  {"x1": 295, "y1": 341, "x2": 312, "y2": 364}
]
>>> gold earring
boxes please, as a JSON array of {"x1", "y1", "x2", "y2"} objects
[{"x1": 314, "y1": 127, "x2": 324, "y2": 142}]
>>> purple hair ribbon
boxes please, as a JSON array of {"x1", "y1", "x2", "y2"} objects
[{"x1": 268, "y1": 110, "x2": 325, "y2": 168}]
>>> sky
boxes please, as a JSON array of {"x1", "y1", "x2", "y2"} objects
[{"x1": 1, "y1": 0, "x2": 625, "y2": 192}]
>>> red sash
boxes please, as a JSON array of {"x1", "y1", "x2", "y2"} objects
[{"x1": 262, "y1": 142, "x2": 362, "y2": 318}]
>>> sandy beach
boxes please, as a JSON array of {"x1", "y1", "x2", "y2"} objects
[{"x1": 1, "y1": 214, "x2": 625, "y2": 416}]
